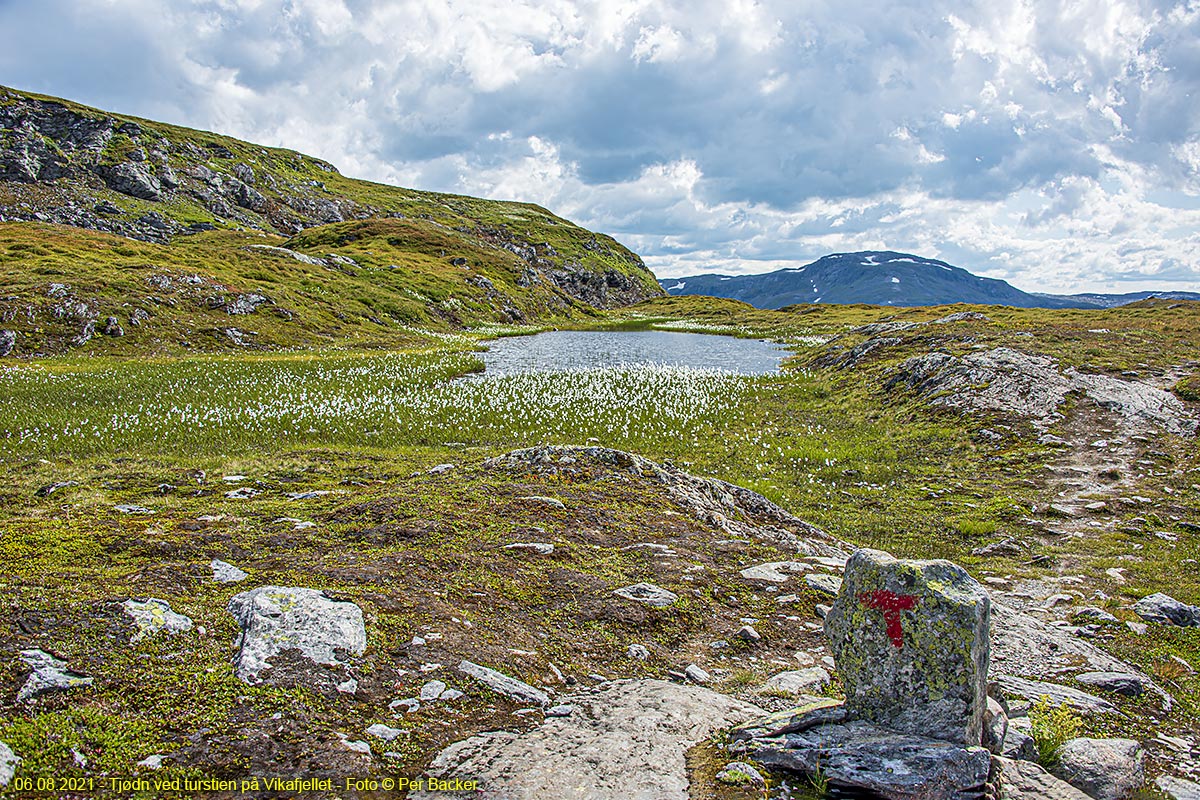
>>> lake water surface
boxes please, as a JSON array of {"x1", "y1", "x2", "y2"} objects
[{"x1": 477, "y1": 330, "x2": 788, "y2": 376}]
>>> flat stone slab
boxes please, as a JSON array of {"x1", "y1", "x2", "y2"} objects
[
  {"x1": 804, "y1": 573, "x2": 842, "y2": 596},
  {"x1": 744, "y1": 720, "x2": 992, "y2": 800},
  {"x1": 996, "y1": 757, "x2": 1091, "y2": 799},
  {"x1": 122, "y1": 598, "x2": 193, "y2": 642},
  {"x1": 1134, "y1": 593, "x2": 1200, "y2": 627},
  {"x1": 1051, "y1": 737, "x2": 1144, "y2": 800},
  {"x1": 457, "y1": 660, "x2": 548, "y2": 706},
  {"x1": 824, "y1": 548, "x2": 990, "y2": 746},
  {"x1": 758, "y1": 668, "x2": 831, "y2": 697},
  {"x1": 739, "y1": 561, "x2": 812, "y2": 583},
  {"x1": 993, "y1": 674, "x2": 1117, "y2": 714},
  {"x1": 1158, "y1": 775, "x2": 1200, "y2": 800},
  {"x1": 612, "y1": 582, "x2": 678, "y2": 607},
  {"x1": 1075, "y1": 671, "x2": 1146, "y2": 697},
  {"x1": 413, "y1": 679, "x2": 763, "y2": 800},
  {"x1": 211, "y1": 559, "x2": 248, "y2": 583},
  {"x1": 17, "y1": 649, "x2": 94, "y2": 703},
  {"x1": 226, "y1": 586, "x2": 366, "y2": 683},
  {"x1": 0, "y1": 741, "x2": 19, "y2": 788}
]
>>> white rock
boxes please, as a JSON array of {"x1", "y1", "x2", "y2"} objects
[
  {"x1": 211, "y1": 559, "x2": 248, "y2": 583},
  {"x1": 17, "y1": 649, "x2": 94, "y2": 703},
  {"x1": 458, "y1": 660, "x2": 549, "y2": 705},
  {"x1": 0, "y1": 742, "x2": 19, "y2": 788},
  {"x1": 504, "y1": 542, "x2": 554, "y2": 555},
  {"x1": 224, "y1": 487, "x2": 259, "y2": 499},
  {"x1": 627, "y1": 644, "x2": 650, "y2": 660},
  {"x1": 613, "y1": 583, "x2": 678, "y2": 607},
  {"x1": 137, "y1": 754, "x2": 164, "y2": 769},
  {"x1": 420, "y1": 680, "x2": 448, "y2": 702},
  {"x1": 684, "y1": 664, "x2": 710, "y2": 684},
  {"x1": 759, "y1": 667, "x2": 831, "y2": 696},
  {"x1": 367, "y1": 724, "x2": 404, "y2": 741},
  {"x1": 739, "y1": 561, "x2": 812, "y2": 583},
  {"x1": 390, "y1": 697, "x2": 420, "y2": 713},
  {"x1": 1157, "y1": 775, "x2": 1200, "y2": 800}
]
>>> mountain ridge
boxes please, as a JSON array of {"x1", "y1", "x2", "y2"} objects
[{"x1": 660, "y1": 251, "x2": 1200, "y2": 309}]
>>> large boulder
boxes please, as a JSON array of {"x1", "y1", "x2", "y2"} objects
[
  {"x1": 823, "y1": 548, "x2": 991, "y2": 746},
  {"x1": 226, "y1": 586, "x2": 366, "y2": 684},
  {"x1": 414, "y1": 679, "x2": 763, "y2": 800},
  {"x1": 1133, "y1": 593, "x2": 1200, "y2": 627},
  {"x1": 1050, "y1": 738, "x2": 1144, "y2": 800}
]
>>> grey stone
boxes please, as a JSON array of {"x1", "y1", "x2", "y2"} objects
[
  {"x1": 613, "y1": 582, "x2": 678, "y2": 607},
  {"x1": 98, "y1": 161, "x2": 161, "y2": 200},
  {"x1": 0, "y1": 330, "x2": 15, "y2": 357},
  {"x1": 804, "y1": 573, "x2": 843, "y2": 596},
  {"x1": 994, "y1": 675, "x2": 1117, "y2": 714},
  {"x1": 414, "y1": 679, "x2": 763, "y2": 800},
  {"x1": 729, "y1": 697, "x2": 847, "y2": 741},
  {"x1": 982, "y1": 696, "x2": 1008, "y2": 755},
  {"x1": 0, "y1": 741, "x2": 19, "y2": 788},
  {"x1": 224, "y1": 487, "x2": 259, "y2": 499},
  {"x1": 746, "y1": 719, "x2": 993, "y2": 800},
  {"x1": 1133, "y1": 593, "x2": 1200, "y2": 627},
  {"x1": 716, "y1": 761, "x2": 766, "y2": 788},
  {"x1": 504, "y1": 542, "x2": 554, "y2": 555},
  {"x1": 1050, "y1": 738, "x2": 1144, "y2": 800},
  {"x1": 546, "y1": 704, "x2": 575, "y2": 717},
  {"x1": 517, "y1": 495, "x2": 566, "y2": 510},
  {"x1": 734, "y1": 625, "x2": 761, "y2": 642},
  {"x1": 627, "y1": 644, "x2": 649, "y2": 660},
  {"x1": 114, "y1": 504, "x2": 154, "y2": 514},
  {"x1": 1158, "y1": 775, "x2": 1200, "y2": 800},
  {"x1": 366, "y1": 723, "x2": 404, "y2": 741},
  {"x1": 759, "y1": 668, "x2": 831, "y2": 697},
  {"x1": 17, "y1": 648, "x2": 94, "y2": 703},
  {"x1": 226, "y1": 586, "x2": 366, "y2": 683},
  {"x1": 101, "y1": 316, "x2": 123, "y2": 336},
  {"x1": 683, "y1": 664, "x2": 710, "y2": 685},
  {"x1": 740, "y1": 561, "x2": 811, "y2": 583},
  {"x1": 996, "y1": 757, "x2": 1093, "y2": 799},
  {"x1": 823, "y1": 548, "x2": 991, "y2": 746},
  {"x1": 137, "y1": 754, "x2": 165, "y2": 769},
  {"x1": 1003, "y1": 725, "x2": 1039, "y2": 762},
  {"x1": 457, "y1": 660, "x2": 548, "y2": 706},
  {"x1": 419, "y1": 680, "x2": 448, "y2": 702},
  {"x1": 1075, "y1": 671, "x2": 1146, "y2": 697},
  {"x1": 210, "y1": 559, "x2": 248, "y2": 583},
  {"x1": 122, "y1": 598, "x2": 193, "y2": 642}
]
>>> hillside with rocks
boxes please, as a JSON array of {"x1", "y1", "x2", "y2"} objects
[{"x1": 0, "y1": 86, "x2": 662, "y2": 356}]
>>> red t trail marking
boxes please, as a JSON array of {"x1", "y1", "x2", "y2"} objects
[{"x1": 858, "y1": 590, "x2": 920, "y2": 648}]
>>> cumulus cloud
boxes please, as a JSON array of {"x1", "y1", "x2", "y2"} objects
[{"x1": 0, "y1": 0, "x2": 1197, "y2": 292}]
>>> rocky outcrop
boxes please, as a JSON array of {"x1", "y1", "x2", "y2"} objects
[
  {"x1": 1050, "y1": 738, "x2": 1145, "y2": 800},
  {"x1": 1133, "y1": 593, "x2": 1200, "y2": 627},
  {"x1": 16, "y1": 648, "x2": 93, "y2": 703},
  {"x1": 414, "y1": 680, "x2": 763, "y2": 800},
  {"x1": 226, "y1": 586, "x2": 366, "y2": 685},
  {"x1": 121, "y1": 598, "x2": 193, "y2": 642}
]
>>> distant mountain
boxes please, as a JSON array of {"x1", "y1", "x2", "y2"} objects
[{"x1": 659, "y1": 252, "x2": 1199, "y2": 309}]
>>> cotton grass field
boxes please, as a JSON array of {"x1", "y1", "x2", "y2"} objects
[{"x1": 0, "y1": 346, "x2": 754, "y2": 458}]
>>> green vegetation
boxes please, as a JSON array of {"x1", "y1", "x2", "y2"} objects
[{"x1": 1029, "y1": 697, "x2": 1084, "y2": 769}]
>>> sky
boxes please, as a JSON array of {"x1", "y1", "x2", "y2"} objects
[{"x1": 2, "y1": 0, "x2": 1199, "y2": 293}]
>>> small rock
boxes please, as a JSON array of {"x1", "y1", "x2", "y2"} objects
[
  {"x1": 1133, "y1": 593, "x2": 1200, "y2": 627},
  {"x1": 114, "y1": 504, "x2": 154, "y2": 515},
  {"x1": 804, "y1": 573, "x2": 843, "y2": 596},
  {"x1": 1050, "y1": 738, "x2": 1144, "y2": 800},
  {"x1": 1002, "y1": 725, "x2": 1039, "y2": 762},
  {"x1": 734, "y1": 625, "x2": 761, "y2": 643},
  {"x1": 17, "y1": 649, "x2": 94, "y2": 703},
  {"x1": 759, "y1": 667, "x2": 831, "y2": 696},
  {"x1": 504, "y1": 542, "x2": 554, "y2": 555},
  {"x1": 286, "y1": 491, "x2": 330, "y2": 500},
  {"x1": 517, "y1": 495, "x2": 566, "y2": 510},
  {"x1": 1071, "y1": 607, "x2": 1119, "y2": 625},
  {"x1": 715, "y1": 761, "x2": 767, "y2": 788},
  {"x1": 982, "y1": 696, "x2": 1008, "y2": 755},
  {"x1": 546, "y1": 704, "x2": 575, "y2": 718},
  {"x1": 420, "y1": 680, "x2": 448, "y2": 702},
  {"x1": 0, "y1": 742, "x2": 19, "y2": 788},
  {"x1": 389, "y1": 697, "x2": 420, "y2": 713},
  {"x1": 458, "y1": 660, "x2": 548, "y2": 706},
  {"x1": 366, "y1": 724, "x2": 404, "y2": 741},
  {"x1": 1157, "y1": 775, "x2": 1200, "y2": 800},
  {"x1": 1075, "y1": 671, "x2": 1146, "y2": 697},
  {"x1": 210, "y1": 559, "x2": 248, "y2": 583},
  {"x1": 122, "y1": 598, "x2": 193, "y2": 642},
  {"x1": 739, "y1": 561, "x2": 812, "y2": 583},
  {"x1": 339, "y1": 736, "x2": 371, "y2": 755},
  {"x1": 427, "y1": 463, "x2": 455, "y2": 474},
  {"x1": 1084, "y1": 501, "x2": 1108, "y2": 512},
  {"x1": 35, "y1": 480, "x2": 77, "y2": 497},
  {"x1": 102, "y1": 316, "x2": 124, "y2": 337},
  {"x1": 613, "y1": 583, "x2": 678, "y2": 607},
  {"x1": 224, "y1": 487, "x2": 259, "y2": 499},
  {"x1": 627, "y1": 644, "x2": 650, "y2": 660},
  {"x1": 684, "y1": 664, "x2": 710, "y2": 684},
  {"x1": 993, "y1": 675, "x2": 1117, "y2": 715},
  {"x1": 996, "y1": 757, "x2": 1092, "y2": 798}
]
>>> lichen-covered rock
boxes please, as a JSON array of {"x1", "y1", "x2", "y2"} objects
[
  {"x1": 1050, "y1": 738, "x2": 1144, "y2": 800},
  {"x1": 122, "y1": 598, "x2": 193, "y2": 642},
  {"x1": 823, "y1": 548, "x2": 990, "y2": 746},
  {"x1": 226, "y1": 586, "x2": 366, "y2": 684},
  {"x1": 16, "y1": 648, "x2": 94, "y2": 703},
  {"x1": 716, "y1": 761, "x2": 766, "y2": 788},
  {"x1": 1133, "y1": 593, "x2": 1200, "y2": 627},
  {"x1": 1157, "y1": 775, "x2": 1200, "y2": 800}
]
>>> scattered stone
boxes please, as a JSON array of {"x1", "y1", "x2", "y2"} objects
[
  {"x1": 546, "y1": 704, "x2": 575, "y2": 718},
  {"x1": 1003, "y1": 726, "x2": 1039, "y2": 762},
  {"x1": 734, "y1": 625, "x2": 761, "y2": 643},
  {"x1": 0, "y1": 742, "x2": 19, "y2": 788},
  {"x1": 338, "y1": 735, "x2": 371, "y2": 756},
  {"x1": 390, "y1": 697, "x2": 420, "y2": 714},
  {"x1": 759, "y1": 668, "x2": 831, "y2": 697},
  {"x1": 419, "y1": 680, "x2": 448, "y2": 702},
  {"x1": 1072, "y1": 607, "x2": 1119, "y2": 625},
  {"x1": 210, "y1": 559, "x2": 248, "y2": 583},
  {"x1": 122, "y1": 598, "x2": 193, "y2": 642},
  {"x1": 17, "y1": 649, "x2": 94, "y2": 703},
  {"x1": 286, "y1": 490, "x2": 330, "y2": 500},
  {"x1": 517, "y1": 495, "x2": 566, "y2": 510},
  {"x1": 101, "y1": 316, "x2": 124, "y2": 337},
  {"x1": 715, "y1": 761, "x2": 767, "y2": 788},
  {"x1": 224, "y1": 487, "x2": 259, "y2": 499},
  {"x1": 457, "y1": 660, "x2": 548, "y2": 706},
  {"x1": 971, "y1": 538, "x2": 1022, "y2": 557},
  {"x1": 627, "y1": 644, "x2": 650, "y2": 660},
  {"x1": 1157, "y1": 775, "x2": 1200, "y2": 800},
  {"x1": 1084, "y1": 501, "x2": 1108, "y2": 512},
  {"x1": 804, "y1": 573, "x2": 842, "y2": 597},
  {"x1": 995, "y1": 757, "x2": 1092, "y2": 799},
  {"x1": 427, "y1": 463, "x2": 455, "y2": 475},
  {"x1": 414, "y1": 680, "x2": 763, "y2": 800},
  {"x1": 1075, "y1": 671, "x2": 1146, "y2": 697},
  {"x1": 35, "y1": 480, "x2": 77, "y2": 497},
  {"x1": 366, "y1": 724, "x2": 404, "y2": 741},
  {"x1": 0, "y1": 330, "x2": 14, "y2": 357},
  {"x1": 823, "y1": 548, "x2": 990, "y2": 745},
  {"x1": 504, "y1": 542, "x2": 554, "y2": 555},
  {"x1": 684, "y1": 664, "x2": 710, "y2": 685},
  {"x1": 226, "y1": 587, "x2": 366, "y2": 684},
  {"x1": 613, "y1": 583, "x2": 678, "y2": 607},
  {"x1": 114, "y1": 504, "x2": 154, "y2": 515},
  {"x1": 336, "y1": 678, "x2": 358, "y2": 695},
  {"x1": 739, "y1": 561, "x2": 812, "y2": 583},
  {"x1": 1133, "y1": 593, "x2": 1200, "y2": 627},
  {"x1": 993, "y1": 675, "x2": 1117, "y2": 714},
  {"x1": 1050, "y1": 738, "x2": 1144, "y2": 800}
]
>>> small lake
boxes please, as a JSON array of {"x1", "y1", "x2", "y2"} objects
[{"x1": 477, "y1": 330, "x2": 789, "y2": 376}]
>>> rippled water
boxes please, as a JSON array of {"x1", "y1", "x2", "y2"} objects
[{"x1": 477, "y1": 330, "x2": 788, "y2": 376}]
